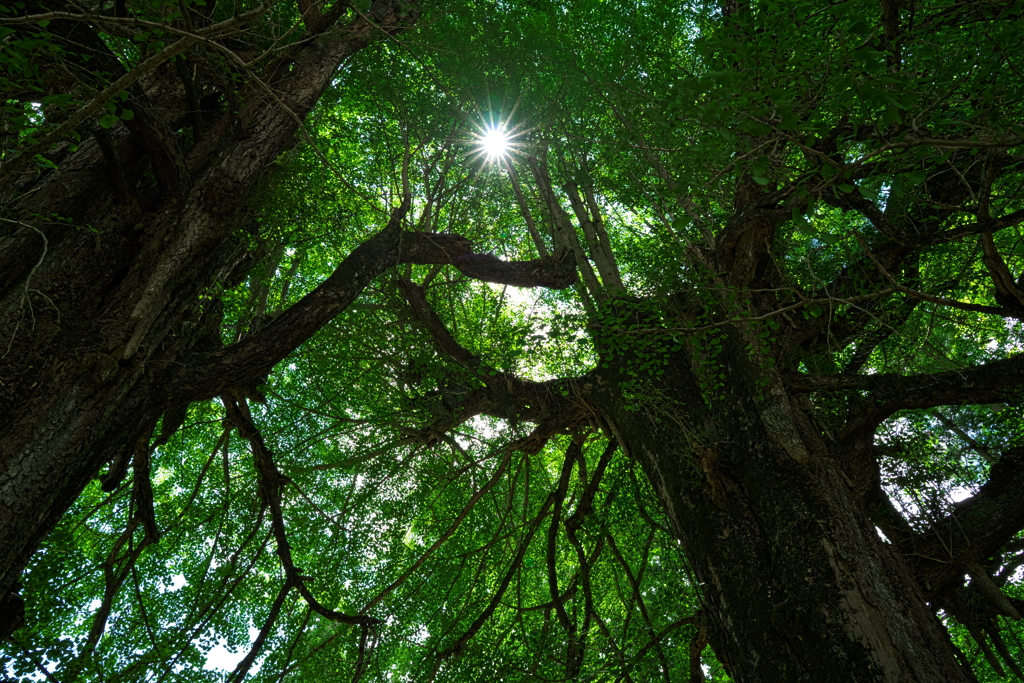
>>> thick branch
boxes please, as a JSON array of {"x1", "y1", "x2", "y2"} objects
[
  {"x1": 901, "y1": 447, "x2": 1024, "y2": 599},
  {"x1": 784, "y1": 352, "x2": 1024, "y2": 420},
  {"x1": 398, "y1": 278, "x2": 566, "y2": 406},
  {"x1": 0, "y1": 4, "x2": 273, "y2": 190},
  {"x1": 980, "y1": 232, "x2": 1024, "y2": 311},
  {"x1": 527, "y1": 155, "x2": 604, "y2": 300},
  {"x1": 398, "y1": 278, "x2": 587, "y2": 452},
  {"x1": 714, "y1": 178, "x2": 788, "y2": 288},
  {"x1": 179, "y1": 223, "x2": 574, "y2": 401},
  {"x1": 296, "y1": 0, "x2": 323, "y2": 29},
  {"x1": 180, "y1": 207, "x2": 408, "y2": 399},
  {"x1": 451, "y1": 247, "x2": 576, "y2": 289}
]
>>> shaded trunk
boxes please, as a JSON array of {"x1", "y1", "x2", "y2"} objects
[
  {"x1": 595, "y1": 346, "x2": 973, "y2": 682},
  {"x1": 0, "y1": 5, "x2": 418, "y2": 632}
]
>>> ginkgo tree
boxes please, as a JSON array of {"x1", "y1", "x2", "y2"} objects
[{"x1": 3, "y1": 0, "x2": 1024, "y2": 681}]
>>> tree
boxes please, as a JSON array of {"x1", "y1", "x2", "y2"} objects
[{"x1": 3, "y1": 0, "x2": 1024, "y2": 680}]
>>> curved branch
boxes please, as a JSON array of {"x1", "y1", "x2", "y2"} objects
[
  {"x1": 179, "y1": 220, "x2": 576, "y2": 401},
  {"x1": 900, "y1": 447, "x2": 1024, "y2": 600},
  {"x1": 227, "y1": 579, "x2": 295, "y2": 683},
  {"x1": 437, "y1": 492, "x2": 555, "y2": 660},
  {"x1": 222, "y1": 393, "x2": 378, "y2": 626},
  {"x1": 547, "y1": 441, "x2": 578, "y2": 638},
  {"x1": 398, "y1": 278, "x2": 588, "y2": 452},
  {"x1": 359, "y1": 445, "x2": 516, "y2": 614}
]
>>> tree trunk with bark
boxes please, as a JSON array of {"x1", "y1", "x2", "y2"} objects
[
  {"x1": 0, "y1": 0, "x2": 426, "y2": 632},
  {"x1": 398, "y1": 131, "x2": 1024, "y2": 677},
  {"x1": 4, "y1": 2, "x2": 1024, "y2": 681},
  {"x1": 598, "y1": 356, "x2": 975, "y2": 682}
]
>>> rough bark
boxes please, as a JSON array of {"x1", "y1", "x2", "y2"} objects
[
  {"x1": 3, "y1": 3, "x2": 1023, "y2": 680},
  {"x1": 398, "y1": 263, "x2": 994, "y2": 681},
  {"x1": 587, "y1": 347, "x2": 976, "y2": 682},
  {"x1": 0, "y1": 0, "x2": 426, "y2": 634}
]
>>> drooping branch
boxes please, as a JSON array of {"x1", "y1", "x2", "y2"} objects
[
  {"x1": 222, "y1": 393, "x2": 379, "y2": 626},
  {"x1": 226, "y1": 580, "x2": 294, "y2": 683},
  {"x1": 565, "y1": 438, "x2": 617, "y2": 530},
  {"x1": 900, "y1": 446, "x2": 1024, "y2": 600},
  {"x1": 605, "y1": 529, "x2": 672, "y2": 683},
  {"x1": 436, "y1": 492, "x2": 555, "y2": 661},
  {"x1": 359, "y1": 445, "x2": 516, "y2": 614},
  {"x1": 547, "y1": 441, "x2": 578, "y2": 641},
  {"x1": 855, "y1": 235, "x2": 1024, "y2": 321}
]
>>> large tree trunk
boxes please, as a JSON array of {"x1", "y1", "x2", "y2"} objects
[
  {"x1": 0, "y1": 2, "x2": 419, "y2": 633},
  {"x1": 594, "y1": 343, "x2": 974, "y2": 682}
]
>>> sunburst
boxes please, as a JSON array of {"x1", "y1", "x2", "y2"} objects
[
  {"x1": 480, "y1": 125, "x2": 511, "y2": 159},
  {"x1": 464, "y1": 106, "x2": 531, "y2": 167}
]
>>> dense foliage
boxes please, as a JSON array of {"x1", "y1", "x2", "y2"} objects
[{"x1": 3, "y1": 0, "x2": 1024, "y2": 681}]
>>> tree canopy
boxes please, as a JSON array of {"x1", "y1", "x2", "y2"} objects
[{"x1": 2, "y1": 0, "x2": 1024, "y2": 681}]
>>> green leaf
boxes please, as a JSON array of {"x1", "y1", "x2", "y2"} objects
[
  {"x1": 99, "y1": 114, "x2": 118, "y2": 129},
  {"x1": 849, "y1": 18, "x2": 871, "y2": 34},
  {"x1": 750, "y1": 155, "x2": 770, "y2": 176},
  {"x1": 857, "y1": 180, "x2": 882, "y2": 201},
  {"x1": 905, "y1": 170, "x2": 927, "y2": 185}
]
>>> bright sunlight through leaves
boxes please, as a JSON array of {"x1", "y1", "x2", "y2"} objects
[{"x1": 479, "y1": 126, "x2": 510, "y2": 159}]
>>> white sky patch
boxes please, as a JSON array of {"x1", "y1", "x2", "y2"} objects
[
  {"x1": 159, "y1": 574, "x2": 188, "y2": 594},
  {"x1": 948, "y1": 487, "x2": 974, "y2": 503},
  {"x1": 203, "y1": 627, "x2": 262, "y2": 673}
]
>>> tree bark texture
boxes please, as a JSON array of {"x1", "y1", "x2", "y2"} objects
[
  {"x1": 596, "y1": 361, "x2": 975, "y2": 682},
  {"x1": 3, "y1": 3, "x2": 1024, "y2": 681},
  {"x1": 0, "y1": 1, "x2": 423, "y2": 628},
  {"x1": 400, "y1": 265, "x2": 1023, "y2": 682}
]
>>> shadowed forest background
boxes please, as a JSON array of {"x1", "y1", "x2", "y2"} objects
[{"x1": 2, "y1": 0, "x2": 1024, "y2": 681}]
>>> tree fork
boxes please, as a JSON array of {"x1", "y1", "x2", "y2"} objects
[{"x1": 0, "y1": 2, "x2": 422, "y2": 637}]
